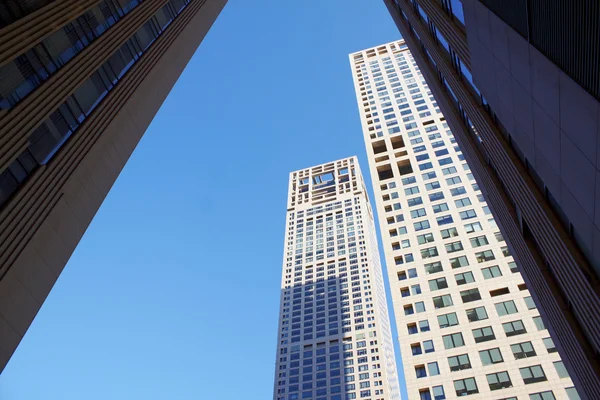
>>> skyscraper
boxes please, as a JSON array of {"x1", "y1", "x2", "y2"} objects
[
  {"x1": 273, "y1": 157, "x2": 401, "y2": 400},
  {"x1": 381, "y1": 1, "x2": 600, "y2": 397},
  {"x1": 0, "y1": 0, "x2": 225, "y2": 372},
  {"x1": 350, "y1": 41, "x2": 578, "y2": 400}
]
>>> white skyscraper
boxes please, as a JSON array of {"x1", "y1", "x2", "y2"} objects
[
  {"x1": 349, "y1": 41, "x2": 578, "y2": 400},
  {"x1": 273, "y1": 156, "x2": 401, "y2": 400}
]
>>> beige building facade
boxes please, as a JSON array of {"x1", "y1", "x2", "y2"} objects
[
  {"x1": 350, "y1": 41, "x2": 578, "y2": 400},
  {"x1": 382, "y1": 1, "x2": 600, "y2": 398},
  {"x1": 273, "y1": 157, "x2": 401, "y2": 400}
]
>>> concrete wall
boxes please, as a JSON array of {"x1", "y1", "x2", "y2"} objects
[{"x1": 463, "y1": 0, "x2": 600, "y2": 275}]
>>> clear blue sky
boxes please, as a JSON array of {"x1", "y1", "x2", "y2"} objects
[{"x1": 0, "y1": 1, "x2": 405, "y2": 398}]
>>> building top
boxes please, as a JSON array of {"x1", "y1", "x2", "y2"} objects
[
  {"x1": 349, "y1": 39, "x2": 408, "y2": 62},
  {"x1": 287, "y1": 156, "x2": 369, "y2": 210}
]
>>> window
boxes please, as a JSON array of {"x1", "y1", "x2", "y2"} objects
[
  {"x1": 411, "y1": 208, "x2": 427, "y2": 218},
  {"x1": 543, "y1": 337, "x2": 557, "y2": 353},
  {"x1": 494, "y1": 232, "x2": 505, "y2": 242},
  {"x1": 479, "y1": 348, "x2": 503, "y2": 365},
  {"x1": 466, "y1": 306, "x2": 487, "y2": 322},
  {"x1": 473, "y1": 326, "x2": 495, "y2": 343},
  {"x1": 475, "y1": 250, "x2": 495, "y2": 263},
  {"x1": 429, "y1": 277, "x2": 448, "y2": 291},
  {"x1": 524, "y1": 296, "x2": 537, "y2": 310},
  {"x1": 419, "y1": 162, "x2": 433, "y2": 171},
  {"x1": 469, "y1": 235, "x2": 488, "y2": 248},
  {"x1": 529, "y1": 392, "x2": 556, "y2": 400},
  {"x1": 508, "y1": 261, "x2": 518, "y2": 273},
  {"x1": 408, "y1": 323, "x2": 419, "y2": 335},
  {"x1": 495, "y1": 300, "x2": 518, "y2": 316},
  {"x1": 454, "y1": 377, "x2": 478, "y2": 396},
  {"x1": 454, "y1": 198, "x2": 471, "y2": 207},
  {"x1": 442, "y1": 166, "x2": 457, "y2": 175},
  {"x1": 442, "y1": 332, "x2": 464, "y2": 349},
  {"x1": 424, "y1": 261, "x2": 443, "y2": 274},
  {"x1": 460, "y1": 289, "x2": 481, "y2": 303},
  {"x1": 503, "y1": 320, "x2": 527, "y2": 337},
  {"x1": 402, "y1": 176, "x2": 416, "y2": 185},
  {"x1": 405, "y1": 186, "x2": 420, "y2": 195},
  {"x1": 414, "y1": 221, "x2": 431, "y2": 231},
  {"x1": 438, "y1": 312, "x2": 458, "y2": 329},
  {"x1": 423, "y1": 340, "x2": 435, "y2": 353},
  {"x1": 421, "y1": 246, "x2": 439, "y2": 258},
  {"x1": 436, "y1": 214, "x2": 453, "y2": 225},
  {"x1": 446, "y1": 176, "x2": 462, "y2": 185},
  {"x1": 455, "y1": 271, "x2": 474, "y2": 285},
  {"x1": 425, "y1": 181, "x2": 441, "y2": 190},
  {"x1": 565, "y1": 387, "x2": 580, "y2": 400},
  {"x1": 433, "y1": 294, "x2": 453, "y2": 309},
  {"x1": 422, "y1": 171, "x2": 437, "y2": 180},
  {"x1": 533, "y1": 316, "x2": 546, "y2": 331},
  {"x1": 511, "y1": 341, "x2": 536, "y2": 359},
  {"x1": 486, "y1": 371, "x2": 512, "y2": 391},
  {"x1": 417, "y1": 233, "x2": 434, "y2": 244},
  {"x1": 432, "y1": 203, "x2": 449, "y2": 213},
  {"x1": 415, "y1": 301, "x2": 426, "y2": 313},
  {"x1": 398, "y1": 269, "x2": 416, "y2": 280},
  {"x1": 554, "y1": 361, "x2": 569, "y2": 379},
  {"x1": 448, "y1": 353, "x2": 471, "y2": 371},
  {"x1": 520, "y1": 365, "x2": 547, "y2": 384},
  {"x1": 408, "y1": 197, "x2": 423, "y2": 207},
  {"x1": 429, "y1": 191, "x2": 444, "y2": 201},
  {"x1": 450, "y1": 186, "x2": 466, "y2": 196},
  {"x1": 411, "y1": 343, "x2": 422, "y2": 355},
  {"x1": 445, "y1": 241, "x2": 463, "y2": 253},
  {"x1": 440, "y1": 227, "x2": 458, "y2": 238},
  {"x1": 482, "y1": 265, "x2": 502, "y2": 279},
  {"x1": 464, "y1": 222, "x2": 482, "y2": 233},
  {"x1": 428, "y1": 362, "x2": 440, "y2": 376},
  {"x1": 450, "y1": 256, "x2": 469, "y2": 269},
  {"x1": 415, "y1": 365, "x2": 427, "y2": 378},
  {"x1": 419, "y1": 320, "x2": 430, "y2": 332},
  {"x1": 459, "y1": 209, "x2": 477, "y2": 220},
  {"x1": 432, "y1": 386, "x2": 445, "y2": 400}
]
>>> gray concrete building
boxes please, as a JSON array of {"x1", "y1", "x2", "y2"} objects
[{"x1": 0, "y1": 0, "x2": 226, "y2": 373}]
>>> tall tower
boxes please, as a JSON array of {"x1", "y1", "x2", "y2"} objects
[
  {"x1": 0, "y1": 0, "x2": 225, "y2": 372},
  {"x1": 382, "y1": 1, "x2": 600, "y2": 396},
  {"x1": 273, "y1": 157, "x2": 401, "y2": 400},
  {"x1": 350, "y1": 41, "x2": 578, "y2": 400}
]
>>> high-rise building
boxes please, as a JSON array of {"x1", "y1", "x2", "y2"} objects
[
  {"x1": 273, "y1": 157, "x2": 401, "y2": 400},
  {"x1": 350, "y1": 41, "x2": 578, "y2": 400},
  {"x1": 381, "y1": 1, "x2": 600, "y2": 398},
  {"x1": 0, "y1": 0, "x2": 226, "y2": 372}
]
